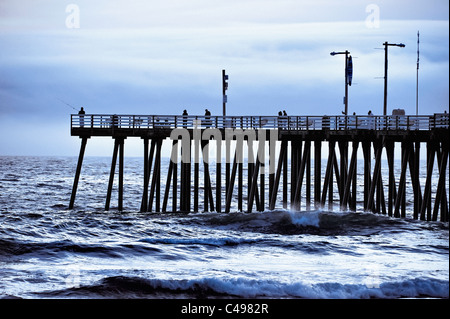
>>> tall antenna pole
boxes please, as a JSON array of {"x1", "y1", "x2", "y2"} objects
[
  {"x1": 416, "y1": 31, "x2": 420, "y2": 116},
  {"x1": 222, "y1": 69, "x2": 228, "y2": 116},
  {"x1": 383, "y1": 42, "x2": 389, "y2": 116}
]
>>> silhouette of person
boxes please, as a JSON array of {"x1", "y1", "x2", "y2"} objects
[
  {"x1": 282, "y1": 110, "x2": 288, "y2": 128},
  {"x1": 182, "y1": 109, "x2": 188, "y2": 128},
  {"x1": 78, "y1": 107, "x2": 85, "y2": 127},
  {"x1": 205, "y1": 109, "x2": 211, "y2": 127},
  {"x1": 277, "y1": 111, "x2": 283, "y2": 128},
  {"x1": 367, "y1": 110, "x2": 374, "y2": 129}
]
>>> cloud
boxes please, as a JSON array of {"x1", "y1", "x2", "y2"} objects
[{"x1": 0, "y1": 0, "x2": 448, "y2": 155}]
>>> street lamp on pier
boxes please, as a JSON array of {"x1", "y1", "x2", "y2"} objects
[
  {"x1": 383, "y1": 42, "x2": 405, "y2": 115},
  {"x1": 330, "y1": 50, "x2": 352, "y2": 116}
]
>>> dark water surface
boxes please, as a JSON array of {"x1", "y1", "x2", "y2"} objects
[{"x1": 0, "y1": 156, "x2": 448, "y2": 299}]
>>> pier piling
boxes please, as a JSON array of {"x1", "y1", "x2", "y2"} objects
[{"x1": 69, "y1": 113, "x2": 449, "y2": 222}]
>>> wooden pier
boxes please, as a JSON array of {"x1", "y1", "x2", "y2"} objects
[{"x1": 69, "y1": 113, "x2": 449, "y2": 222}]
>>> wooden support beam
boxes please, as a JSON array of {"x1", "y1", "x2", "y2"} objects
[
  {"x1": 141, "y1": 138, "x2": 149, "y2": 212},
  {"x1": 283, "y1": 141, "x2": 288, "y2": 209},
  {"x1": 306, "y1": 141, "x2": 311, "y2": 210},
  {"x1": 225, "y1": 152, "x2": 238, "y2": 213},
  {"x1": 437, "y1": 142, "x2": 449, "y2": 221},
  {"x1": 400, "y1": 141, "x2": 407, "y2": 218},
  {"x1": 421, "y1": 142, "x2": 436, "y2": 220},
  {"x1": 406, "y1": 141, "x2": 420, "y2": 218},
  {"x1": 202, "y1": 140, "x2": 209, "y2": 212},
  {"x1": 332, "y1": 150, "x2": 341, "y2": 202},
  {"x1": 193, "y1": 138, "x2": 199, "y2": 212},
  {"x1": 321, "y1": 140, "x2": 335, "y2": 206},
  {"x1": 386, "y1": 141, "x2": 395, "y2": 217},
  {"x1": 342, "y1": 141, "x2": 359, "y2": 209},
  {"x1": 339, "y1": 141, "x2": 348, "y2": 205},
  {"x1": 362, "y1": 141, "x2": 372, "y2": 211},
  {"x1": 367, "y1": 140, "x2": 382, "y2": 212},
  {"x1": 269, "y1": 140, "x2": 274, "y2": 207},
  {"x1": 69, "y1": 137, "x2": 88, "y2": 209},
  {"x1": 118, "y1": 138, "x2": 124, "y2": 211},
  {"x1": 201, "y1": 140, "x2": 215, "y2": 212},
  {"x1": 141, "y1": 139, "x2": 156, "y2": 212},
  {"x1": 207, "y1": 168, "x2": 215, "y2": 212},
  {"x1": 351, "y1": 142, "x2": 357, "y2": 211},
  {"x1": 105, "y1": 138, "x2": 120, "y2": 211},
  {"x1": 269, "y1": 140, "x2": 287, "y2": 210},
  {"x1": 238, "y1": 153, "x2": 243, "y2": 212},
  {"x1": 216, "y1": 139, "x2": 222, "y2": 213},
  {"x1": 149, "y1": 139, "x2": 162, "y2": 212},
  {"x1": 248, "y1": 139, "x2": 254, "y2": 212},
  {"x1": 293, "y1": 140, "x2": 311, "y2": 210},
  {"x1": 248, "y1": 156, "x2": 260, "y2": 213},
  {"x1": 173, "y1": 141, "x2": 178, "y2": 212},
  {"x1": 226, "y1": 139, "x2": 231, "y2": 200},
  {"x1": 290, "y1": 140, "x2": 300, "y2": 205},
  {"x1": 380, "y1": 173, "x2": 387, "y2": 215},
  {"x1": 260, "y1": 154, "x2": 265, "y2": 212},
  {"x1": 162, "y1": 140, "x2": 176, "y2": 212},
  {"x1": 433, "y1": 144, "x2": 448, "y2": 221},
  {"x1": 412, "y1": 142, "x2": 422, "y2": 219},
  {"x1": 314, "y1": 140, "x2": 321, "y2": 207}
]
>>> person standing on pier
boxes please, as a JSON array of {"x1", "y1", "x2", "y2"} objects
[
  {"x1": 205, "y1": 109, "x2": 211, "y2": 127},
  {"x1": 368, "y1": 110, "x2": 375, "y2": 129},
  {"x1": 78, "y1": 107, "x2": 85, "y2": 127},
  {"x1": 182, "y1": 109, "x2": 188, "y2": 128},
  {"x1": 278, "y1": 111, "x2": 282, "y2": 128},
  {"x1": 283, "y1": 110, "x2": 288, "y2": 128}
]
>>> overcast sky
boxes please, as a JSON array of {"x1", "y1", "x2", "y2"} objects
[{"x1": 0, "y1": 0, "x2": 448, "y2": 156}]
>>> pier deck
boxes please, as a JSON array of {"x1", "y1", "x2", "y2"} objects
[{"x1": 69, "y1": 113, "x2": 449, "y2": 222}]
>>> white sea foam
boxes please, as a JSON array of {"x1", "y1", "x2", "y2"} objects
[
  {"x1": 149, "y1": 276, "x2": 449, "y2": 299},
  {"x1": 287, "y1": 210, "x2": 321, "y2": 227}
]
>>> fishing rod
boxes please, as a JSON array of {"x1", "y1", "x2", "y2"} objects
[{"x1": 57, "y1": 98, "x2": 79, "y2": 111}]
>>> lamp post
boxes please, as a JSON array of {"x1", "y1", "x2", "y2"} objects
[
  {"x1": 222, "y1": 69, "x2": 229, "y2": 116},
  {"x1": 330, "y1": 50, "x2": 352, "y2": 115},
  {"x1": 383, "y1": 42, "x2": 405, "y2": 116}
]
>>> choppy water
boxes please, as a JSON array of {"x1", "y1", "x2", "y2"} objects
[{"x1": 0, "y1": 156, "x2": 448, "y2": 299}]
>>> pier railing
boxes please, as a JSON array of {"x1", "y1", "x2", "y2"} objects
[
  {"x1": 69, "y1": 112, "x2": 449, "y2": 220},
  {"x1": 71, "y1": 113, "x2": 449, "y2": 131}
]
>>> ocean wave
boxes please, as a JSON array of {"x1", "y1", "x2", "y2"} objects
[
  {"x1": 139, "y1": 237, "x2": 256, "y2": 247},
  {"x1": 0, "y1": 238, "x2": 123, "y2": 259},
  {"x1": 35, "y1": 275, "x2": 449, "y2": 299},
  {"x1": 188, "y1": 210, "x2": 410, "y2": 236}
]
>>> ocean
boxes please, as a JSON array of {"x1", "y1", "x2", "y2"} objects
[{"x1": 0, "y1": 156, "x2": 448, "y2": 303}]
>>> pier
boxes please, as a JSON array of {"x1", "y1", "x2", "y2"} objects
[{"x1": 69, "y1": 113, "x2": 449, "y2": 222}]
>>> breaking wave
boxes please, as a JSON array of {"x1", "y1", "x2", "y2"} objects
[{"x1": 34, "y1": 275, "x2": 449, "y2": 299}]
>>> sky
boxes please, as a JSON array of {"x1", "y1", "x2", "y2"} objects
[{"x1": 0, "y1": 0, "x2": 448, "y2": 156}]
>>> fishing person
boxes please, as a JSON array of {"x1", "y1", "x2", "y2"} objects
[
  {"x1": 205, "y1": 109, "x2": 211, "y2": 128},
  {"x1": 182, "y1": 109, "x2": 188, "y2": 128},
  {"x1": 78, "y1": 107, "x2": 85, "y2": 127}
]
